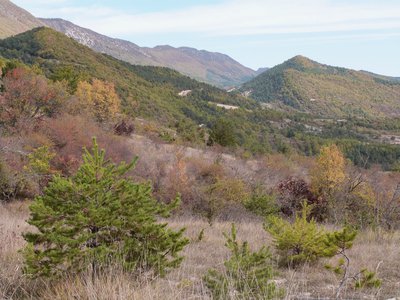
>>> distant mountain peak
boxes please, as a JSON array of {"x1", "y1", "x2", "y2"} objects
[
  {"x1": 291, "y1": 54, "x2": 313, "y2": 63},
  {"x1": 241, "y1": 56, "x2": 400, "y2": 118},
  {"x1": 1, "y1": 0, "x2": 257, "y2": 87},
  {"x1": 281, "y1": 55, "x2": 321, "y2": 71},
  {"x1": 255, "y1": 67, "x2": 269, "y2": 75},
  {"x1": 39, "y1": 17, "x2": 256, "y2": 87},
  {"x1": 0, "y1": 0, "x2": 44, "y2": 38}
]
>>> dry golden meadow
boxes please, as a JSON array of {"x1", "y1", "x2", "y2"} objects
[{"x1": 1, "y1": 201, "x2": 400, "y2": 300}]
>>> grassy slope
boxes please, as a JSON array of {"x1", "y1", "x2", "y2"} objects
[
  {"x1": 0, "y1": 27, "x2": 256, "y2": 126},
  {"x1": 2, "y1": 28, "x2": 400, "y2": 166},
  {"x1": 1, "y1": 201, "x2": 400, "y2": 299},
  {"x1": 0, "y1": 28, "x2": 286, "y2": 154},
  {"x1": 242, "y1": 55, "x2": 400, "y2": 118}
]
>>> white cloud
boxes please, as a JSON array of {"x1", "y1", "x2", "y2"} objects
[
  {"x1": 14, "y1": 0, "x2": 400, "y2": 37},
  {"x1": 248, "y1": 32, "x2": 400, "y2": 46},
  {"x1": 14, "y1": 0, "x2": 70, "y2": 5},
  {"x1": 76, "y1": 0, "x2": 400, "y2": 37}
]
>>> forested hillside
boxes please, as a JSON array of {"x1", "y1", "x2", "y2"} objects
[
  {"x1": 40, "y1": 18, "x2": 257, "y2": 88},
  {"x1": 1, "y1": 4, "x2": 400, "y2": 300},
  {"x1": 242, "y1": 55, "x2": 400, "y2": 118},
  {"x1": 2, "y1": 28, "x2": 400, "y2": 168},
  {"x1": 0, "y1": 28, "x2": 251, "y2": 120},
  {"x1": 0, "y1": 27, "x2": 276, "y2": 152}
]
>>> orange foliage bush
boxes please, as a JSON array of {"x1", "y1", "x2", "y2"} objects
[
  {"x1": 75, "y1": 79, "x2": 120, "y2": 122},
  {"x1": 0, "y1": 67, "x2": 67, "y2": 131},
  {"x1": 41, "y1": 114, "x2": 131, "y2": 175}
]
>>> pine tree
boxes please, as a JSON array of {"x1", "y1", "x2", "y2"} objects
[
  {"x1": 324, "y1": 227, "x2": 381, "y2": 298},
  {"x1": 264, "y1": 203, "x2": 337, "y2": 266},
  {"x1": 204, "y1": 224, "x2": 284, "y2": 299},
  {"x1": 209, "y1": 118, "x2": 237, "y2": 147},
  {"x1": 23, "y1": 138, "x2": 189, "y2": 278}
]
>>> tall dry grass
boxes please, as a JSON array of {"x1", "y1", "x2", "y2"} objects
[{"x1": 1, "y1": 202, "x2": 400, "y2": 299}]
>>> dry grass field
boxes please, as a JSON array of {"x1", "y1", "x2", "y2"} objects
[{"x1": 1, "y1": 201, "x2": 399, "y2": 300}]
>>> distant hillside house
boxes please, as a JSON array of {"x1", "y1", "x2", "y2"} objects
[
  {"x1": 211, "y1": 103, "x2": 239, "y2": 110},
  {"x1": 178, "y1": 90, "x2": 192, "y2": 97}
]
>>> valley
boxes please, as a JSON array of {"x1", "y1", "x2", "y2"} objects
[{"x1": 1, "y1": 1, "x2": 400, "y2": 299}]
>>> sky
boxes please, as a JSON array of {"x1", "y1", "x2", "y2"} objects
[{"x1": 13, "y1": 0, "x2": 400, "y2": 76}]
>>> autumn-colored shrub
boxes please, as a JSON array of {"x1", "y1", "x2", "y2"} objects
[
  {"x1": 114, "y1": 120, "x2": 134, "y2": 136},
  {"x1": 0, "y1": 158, "x2": 35, "y2": 202},
  {"x1": 0, "y1": 137, "x2": 43, "y2": 201},
  {"x1": 42, "y1": 115, "x2": 132, "y2": 175},
  {"x1": 277, "y1": 177, "x2": 326, "y2": 221},
  {"x1": 0, "y1": 159, "x2": 18, "y2": 202},
  {"x1": 0, "y1": 67, "x2": 67, "y2": 131},
  {"x1": 75, "y1": 79, "x2": 120, "y2": 122},
  {"x1": 311, "y1": 144, "x2": 346, "y2": 198},
  {"x1": 328, "y1": 171, "x2": 377, "y2": 228},
  {"x1": 41, "y1": 115, "x2": 98, "y2": 174},
  {"x1": 156, "y1": 150, "x2": 195, "y2": 207}
]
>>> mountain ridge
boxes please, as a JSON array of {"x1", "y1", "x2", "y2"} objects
[
  {"x1": 241, "y1": 55, "x2": 400, "y2": 118},
  {"x1": 0, "y1": 27, "x2": 280, "y2": 153},
  {"x1": 0, "y1": 0, "x2": 44, "y2": 38},
  {"x1": 40, "y1": 18, "x2": 257, "y2": 88},
  {"x1": 0, "y1": 27, "x2": 257, "y2": 124}
]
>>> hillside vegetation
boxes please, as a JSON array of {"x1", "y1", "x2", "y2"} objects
[
  {"x1": 0, "y1": 27, "x2": 286, "y2": 154},
  {"x1": 2, "y1": 28, "x2": 400, "y2": 169},
  {"x1": 0, "y1": 28, "x2": 254, "y2": 124},
  {"x1": 40, "y1": 18, "x2": 256, "y2": 88},
  {"x1": 242, "y1": 55, "x2": 400, "y2": 118},
  {"x1": 1, "y1": 24, "x2": 400, "y2": 300}
]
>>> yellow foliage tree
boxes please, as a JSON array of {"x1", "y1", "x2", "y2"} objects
[
  {"x1": 75, "y1": 79, "x2": 120, "y2": 122},
  {"x1": 311, "y1": 144, "x2": 346, "y2": 197}
]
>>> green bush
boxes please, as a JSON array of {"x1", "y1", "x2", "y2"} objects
[
  {"x1": 204, "y1": 177, "x2": 251, "y2": 223},
  {"x1": 24, "y1": 146, "x2": 55, "y2": 176},
  {"x1": 355, "y1": 269, "x2": 382, "y2": 289},
  {"x1": 244, "y1": 189, "x2": 279, "y2": 217},
  {"x1": 0, "y1": 159, "x2": 32, "y2": 202},
  {"x1": 204, "y1": 224, "x2": 284, "y2": 299},
  {"x1": 324, "y1": 227, "x2": 381, "y2": 297},
  {"x1": 0, "y1": 160, "x2": 16, "y2": 202},
  {"x1": 22, "y1": 138, "x2": 189, "y2": 277},
  {"x1": 264, "y1": 203, "x2": 336, "y2": 266},
  {"x1": 209, "y1": 118, "x2": 237, "y2": 147}
]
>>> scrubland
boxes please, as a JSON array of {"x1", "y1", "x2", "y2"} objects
[
  {"x1": 1, "y1": 201, "x2": 400, "y2": 299},
  {"x1": 1, "y1": 133, "x2": 400, "y2": 299},
  {"x1": 1, "y1": 36, "x2": 400, "y2": 300}
]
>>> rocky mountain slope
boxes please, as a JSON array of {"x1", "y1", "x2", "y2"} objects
[
  {"x1": 241, "y1": 55, "x2": 400, "y2": 118},
  {"x1": 0, "y1": 0, "x2": 44, "y2": 38},
  {"x1": 40, "y1": 18, "x2": 257, "y2": 88}
]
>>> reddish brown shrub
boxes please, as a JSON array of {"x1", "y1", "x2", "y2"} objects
[
  {"x1": 277, "y1": 177, "x2": 326, "y2": 221},
  {"x1": 1, "y1": 67, "x2": 67, "y2": 132},
  {"x1": 41, "y1": 114, "x2": 132, "y2": 175},
  {"x1": 114, "y1": 120, "x2": 134, "y2": 136}
]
